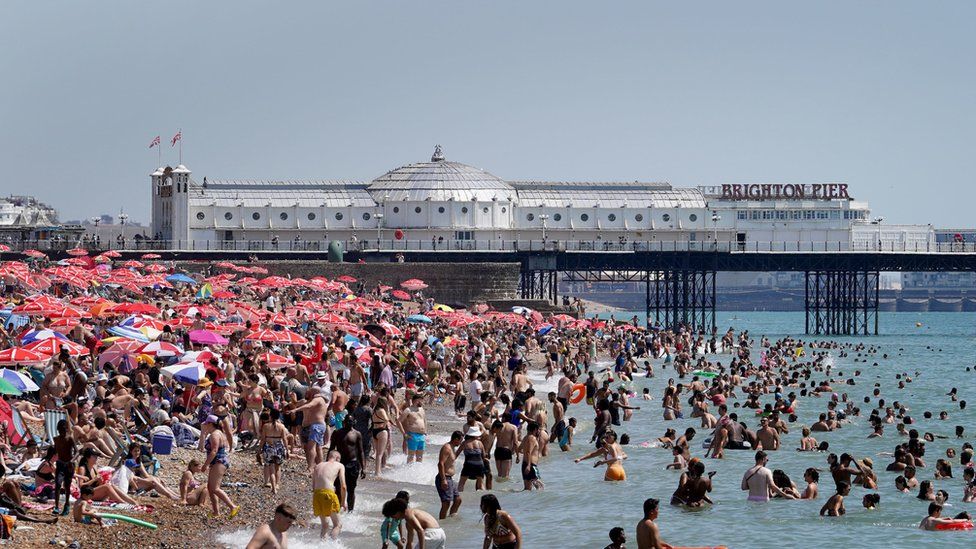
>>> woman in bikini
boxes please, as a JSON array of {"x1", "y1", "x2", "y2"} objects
[
  {"x1": 371, "y1": 397, "x2": 394, "y2": 476},
  {"x1": 481, "y1": 494, "x2": 522, "y2": 549},
  {"x1": 241, "y1": 375, "x2": 269, "y2": 438},
  {"x1": 574, "y1": 429, "x2": 627, "y2": 481},
  {"x1": 259, "y1": 409, "x2": 289, "y2": 494},
  {"x1": 179, "y1": 459, "x2": 209, "y2": 506}
]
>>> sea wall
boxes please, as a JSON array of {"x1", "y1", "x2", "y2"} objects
[{"x1": 181, "y1": 261, "x2": 521, "y2": 306}]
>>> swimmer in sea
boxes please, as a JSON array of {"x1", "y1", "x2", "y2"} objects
[
  {"x1": 820, "y1": 481, "x2": 849, "y2": 516},
  {"x1": 575, "y1": 429, "x2": 627, "y2": 481},
  {"x1": 670, "y1": 459, "x2": 714, "y2": 507}
]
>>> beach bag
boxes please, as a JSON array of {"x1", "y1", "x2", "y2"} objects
[{"x1": 110, "y1": 466, "x2": 133, "y2": 494}]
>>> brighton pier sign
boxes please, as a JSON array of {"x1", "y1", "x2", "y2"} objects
[{"x1": 720, "y1": 183, "x2": 850, "y2": 200}]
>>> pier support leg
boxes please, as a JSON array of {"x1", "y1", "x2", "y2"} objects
[
  {"x1": 519, "y1": 269, "x2": 557, "y2": 304},
  {"x1": 650, "y1": 270, "x2": 716, "y2": 332},
  {"x1": 805, "y1": 270, "x2": 879, "y2": 335}
]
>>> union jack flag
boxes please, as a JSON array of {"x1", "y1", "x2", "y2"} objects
[
  {"x1": 149, "y1": 135, "x2": 160, "y2": 148},
  {"x1": 171, "y1": 131, "x2": 182, "y2": 146}
]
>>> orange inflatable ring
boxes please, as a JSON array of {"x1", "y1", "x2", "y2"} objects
[
  {"x1": 569, "y1": 383, "x2": 586, "y2": 404},
  {"x1": 934, "y1": 520, "x2": 973, "y2": 531}
]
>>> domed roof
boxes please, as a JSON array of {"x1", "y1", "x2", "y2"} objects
[{"x1": 368, "y1": 146, "x2": 515, "y2": 202}]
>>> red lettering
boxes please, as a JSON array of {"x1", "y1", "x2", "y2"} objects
[
  {"x1": 782, "y1": 184, "x2": 796, "y2": 198},
  {"x1": 838, "y1": 183, "x2": 850, "y2": 199},
  {"x1": 827, "y1": 184, "x2": 838, "y2": 198},
  {"x1": 721, "y1": 184, "x2": 732, "y2": 199},
  {"x1": 760, "y1": 184, "x2": 772, "y2": 199},
  {"x1": 747, "y1": 185, "x2": 761, "y2": 199},
  {"x1": 811, "y1": 184, "x2": 823, "y2": 198},
  {"x1": 732, "y1": 184, "x2": 743, "y2": 199},
  {"x1": 772, "y1": 184, "x2": 783, "y2": 197}
]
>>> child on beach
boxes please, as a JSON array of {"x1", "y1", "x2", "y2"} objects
[
  {"x1": 72, "y1": 486, "x2": 102, "y2": 526},
  {"x1": 665, "y1": 446, "x2": 687, "y2": 470},
  {"x1": 179, "y1": 459, "x2": 208, "y2": 506}
]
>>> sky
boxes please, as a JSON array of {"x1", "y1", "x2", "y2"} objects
[{"x1": 1, "y1": 1, "x2": 974, "y2": 226}]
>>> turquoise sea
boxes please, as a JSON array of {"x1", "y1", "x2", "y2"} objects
[{"x1": 222, "y1": 312, "x2": 976, "y2": 548}]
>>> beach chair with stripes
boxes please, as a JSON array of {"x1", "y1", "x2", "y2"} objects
[{"x1": 42, "y1": 409, "x2": 68, "y2": 446}]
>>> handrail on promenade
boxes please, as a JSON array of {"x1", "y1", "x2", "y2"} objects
[{"x1": 3, "y1": 238, "x2": 976, "y2": 255}]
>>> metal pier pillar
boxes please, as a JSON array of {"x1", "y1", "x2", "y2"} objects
[
  {"x1": 805, "y1": 270, "x2": 879, "y2": 335},
  {"x1": 519, "y1": 255, "x2": 558, "y2": 304},
  {"x1": 649, "y1": 270, "x2": 716, "y2": 332}
]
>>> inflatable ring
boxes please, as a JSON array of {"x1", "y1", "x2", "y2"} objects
[
  {"x1": 934, "y1": 520, "x2": 973, "y2": 531},
  {"x1": 569, "y1": 383, "x2": 586, "y2": 404}
]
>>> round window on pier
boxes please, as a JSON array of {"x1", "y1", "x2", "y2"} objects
[
  {"x1": 280, "y1": 212, "x2": 288, "y2": 221},
  {"x1": 252, "y1": 212, "x2": 261, "y2": 221},
  {"x1": 363, "y1": 212, "x2": 371, "y2": 221},
  {"x1": 689, "y1": 214, "x2": 698, "y2": 222},
  {"x1": 608, "y1": 213, "x2": 617, "y2": 222},
  {"x1": 527, "y1": 213, "x2": 535, "y2": 221},
  {"x1": 307, "y1": 212, "x2": 316, "y2": 221},
  {"x1": 635, "y1": 214, "x2": 643, "y2": 222},
  {"x1": 196, "y1": 212, "x2": 205, "y2": 220},
  {"x1": 224, "y1": 212, "x2": 233, "y2": 220},
  {"x1": 393, "y1": 207, "x2": 400, "y2": 214},
  {"x1": 461, "y1": 207, "x2": 469, "y2": 214},
  {"x1": 438, "y1": 206, "x2": 445, "y2": 214},
  {"x1": 662, "y1": 214, "x2": 671, "y2": 222},
  {"x1": 553, "y1": 213, "x2": 562, "y2": 221},
  {"x1": 415, "y1": 207, "x2": 422, "y2": 214},
  {"x1": 335, "y1": 212, "x2": 344, "y2": 221},
  {"x1": 581, "y1": 213, "x2": 589, "y2": 222}
]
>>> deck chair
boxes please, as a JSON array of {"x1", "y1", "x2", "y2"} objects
[
  {"x1": 42, "y1": 409, "x2": 68, "y2": 446},
  {"x1": 106, "y1": 427, "x2": 129, "y2": 468}
]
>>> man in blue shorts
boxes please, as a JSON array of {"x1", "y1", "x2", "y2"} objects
[{"x1": 401, "y1": 393, "x2": 428, "y2": 463}]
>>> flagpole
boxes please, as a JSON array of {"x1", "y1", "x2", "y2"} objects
[
  {"x1": 157, "y1": 137, "x2": 161, "y2": 167},
  {"x1": 179, "y1": 127, "x2": 183, "y2": 165}
]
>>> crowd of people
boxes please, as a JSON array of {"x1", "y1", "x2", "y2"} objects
[{"x1": 0, "y1": 252, "x2": 974, "y2": 548}]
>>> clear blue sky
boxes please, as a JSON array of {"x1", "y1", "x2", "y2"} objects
[{"x1": 2, "y1": 1, "x2": 974, "y2": 226}]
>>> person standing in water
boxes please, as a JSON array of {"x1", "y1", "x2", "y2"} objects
[
  {"x1": 245, "y1": 503, "x2": 297, "y2": 549},
  {"x1": 636, "y1": 498, "x2": 667, "y2": 549},
  {"x1": 574, "y1": 429, "x2": 627, "y2": 481},
  {"x1": 741, "y1": 451, "x2": 795, "y2": 501}
]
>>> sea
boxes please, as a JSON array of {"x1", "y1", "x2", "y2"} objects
[{"x1": 218, "y1": 312, "x2": 976, "y2": 548}]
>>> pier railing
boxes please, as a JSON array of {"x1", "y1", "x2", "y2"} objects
[{"x1": 4, "y1": 238, "x2": 976, "y2": 254}]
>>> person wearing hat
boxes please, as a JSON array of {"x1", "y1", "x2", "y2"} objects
[{"x1": 457, "y1": 424, "x2": 487, "y2": 493}]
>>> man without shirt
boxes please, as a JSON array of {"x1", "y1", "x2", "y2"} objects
[
  {"x1": 311, "y1": 451, "x2": 346, "y2": 539},
  {"x1": 246, "y1": 503, "x2": 296, "y2": 549},
  {"x1": 741, "y1": 450, "x2": 795, "y2": 502},
  {"x1": 435, "y1": 431, "x2": 464, "y2": 519}
]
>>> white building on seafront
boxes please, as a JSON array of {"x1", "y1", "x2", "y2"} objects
[{"x1": 150, "y1": 145, "x2": 934, "y2": 252}]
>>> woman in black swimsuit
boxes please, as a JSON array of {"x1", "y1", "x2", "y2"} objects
[
  {"x1": 371, "y1": 398, "x2": 392, "y2": 476},
  {"x1": 458, "y1": 425, "x2": 486, "y2": 492}
]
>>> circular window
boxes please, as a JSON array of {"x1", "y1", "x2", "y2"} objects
[
  {"x1": 635, "y1": 214, "x2": 644, "y2": 222},
  {"x1": 483, "y1": 207, "x2": 489, "y2": 214},
  {"x1": 662, "y1": 214, "x2": 671, "y2": 222},
  {"x1": 501, "y1": 207, "x2": 507, "y2": 213},
  {"x1": 224, "y1": 212, "x2": 233, "y2": 221},
  {"x1": 461, "y1": 207, "x2": 469, "y2": 214},
  {"x1": 415, "y1": 207, "x2": 422, "y2": 214},
  {"x1": 526, "y1": 213, "x2": 535, "y2": 221},
  {"x1": 362, "y1": 212, "x2": 371, "y2": 221},
  {"x1": 438, "y1": 206, "x2": 445, "y2": 214},
  {"x1": 335, "y1": 212, "x2": 344, "y2": 221},
  {"x1": 553, "y1": 213, "x2": 562, "y2": 221},
  {"x1": 307, "y1": 212, "x2": 316, "y2": 221},
  {"x1": 581, "y1": 213, "x2": 589, "y2": 222},
  {"x1": 196, "y1": 212, "x2": 205, "y2": 221},
  {"x1": 608, "y1": 214, "x2": 617, "y2": 222},
  {"x1": 252, "y1": 212, "x2": 261, "y2": 221},
  {"x1": 689, "y1": 214, "x2": 698, "y2": 222},
  {"x1": 393, "y1": 207, "x2": 400, "y2": 214},
  {"x1": 280, "y1": 212, "x2": 288, "y2": 221}
]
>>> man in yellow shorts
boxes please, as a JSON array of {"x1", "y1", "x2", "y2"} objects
[{"x1": 312, "y1": 451, "x2": 346, "y2": 539}]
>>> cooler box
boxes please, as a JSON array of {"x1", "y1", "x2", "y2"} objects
[{"x1": 151, "y1": 432, "x2": 174, "y2": 455}]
